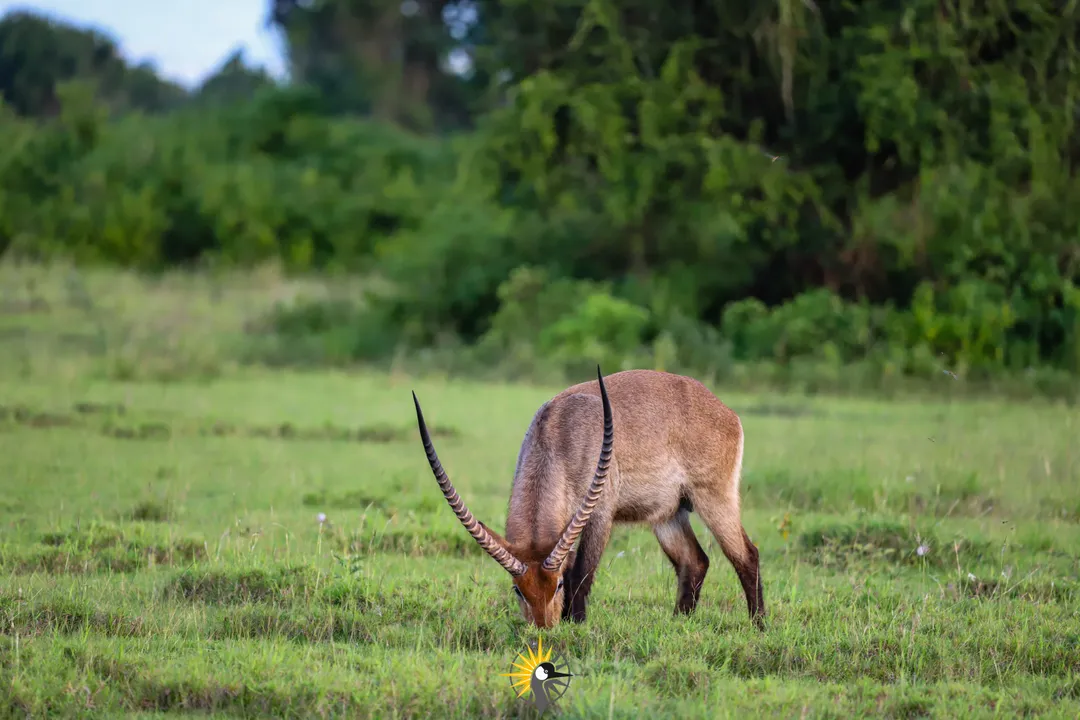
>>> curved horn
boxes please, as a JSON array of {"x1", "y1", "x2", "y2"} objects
[
  {"x1": 543, "y1": 365, "x2": 614, "y2": 571},
  {"x1": 413, "y1": 392, "x2": 527, "y2": 577}
]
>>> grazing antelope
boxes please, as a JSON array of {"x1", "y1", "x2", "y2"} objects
[{"x1": 412, "y1": 367, "x2": 764, "y2": 629}]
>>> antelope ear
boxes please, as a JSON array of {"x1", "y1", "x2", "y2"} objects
[{"x1": 477, "y1": 521, "x2": 513, "y2": 551}]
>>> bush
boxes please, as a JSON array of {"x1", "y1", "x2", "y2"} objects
[
  {"x1": 0, "y1": 84, "x2": 459, "y2": 272},
  {"x1": 4, "y1": 1, "x2": 1080, "y2": 400},
  {"x1": 475, "y1": 266, "x2": 651, "y2": 377}
]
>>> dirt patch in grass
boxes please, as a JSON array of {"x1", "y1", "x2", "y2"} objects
[
  {"x1": 642, "y1": 658, "x2": 712, "y2": 697},
  {"x1": 333, "y1": 525, "x2": 482, "y2": 558},
  {"x1": 740, "y1": 403, "x2": 821, "y2": 418},
  {"x1": 906, "y1": 472, "x2": 999, "y2": 517},
  {"x1": 123, "y1": 499, "x2": 175, "y2": 523},
  {"x1": 2, "y1": 543, "x2": 205, "y2": 575},
  {"x1": 695, "y1": 625, "x2": 1080, "y2": 685},
  {"x1": 102, "y1": 421, "x2": 173, "y2": 441},
  {"x1": 796, "y1": 517, "x2": 993, "y2": 570},
  {"x1": 43, "y1": 649, "x2": 509, "y2": 719},
  {"x1": 165, "y1": 566, "x2": 435, "y2": 621},
  {"x1": 301, "y1": 488, "x2": 440, "y2": 515},
  {"x1": 753, "y1": 468, "x2": 1004, "y2": 519},
  {"x1": 945, "y1": 575, "x2": 1079, "y2": 604},
  {"x1": 0, "y1": 595, "x2": 145, "y2": 638},
  {"x1": 1037, "y1": 497, "x2": 1080, "y2": 523},
  {"x1": 207, "y1": 604, "x2": 377, "y2": 645},
  {"x1": 165, "y1": 567, "x2": 441, "y2": 639},
  {"x1": 0, "y1": 402, "x2": 171, "y2": 440},
  {"x1": 72, "y1": 401, "x2": 127, "y2": 416},
  {"x1": 201, "y1": 420, "x2": 459, "y2": 444},
  {"x1": 1, "y1": 522, "x2": 206, "y2": 575},
  {"x1": 318, "y1": 578, "x2": 379, "y2": 610},
  {"x1": 0, "y1": 404, "x2": 78, "y2": 428},
  {"x1": 165, "y1": 566, "x2": 322, "y2": 605},
  {"x1": 74, "y1": 653, "x2": 360, "y2": 717},
  {"x1": 0, "y1": 402, "x2": 461, "y2": 446},
  {"x1": 302, "y1": 490, "x2": 389, "y2": 512},
  {"x1": 302, "y1": 487, "x2": 395, "y2": 515}
]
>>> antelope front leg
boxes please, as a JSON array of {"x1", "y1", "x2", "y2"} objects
[{"x1": 563, "y1": 509, "x2": 614, "y2": 623}]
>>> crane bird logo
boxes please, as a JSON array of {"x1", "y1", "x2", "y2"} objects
[{"x1": 501, "y1": 636, "x2": 574, "y2": 713}]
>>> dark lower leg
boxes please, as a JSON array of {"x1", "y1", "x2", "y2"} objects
[
  {"x1": 654, "y1": 512, "x2": 710, "y2": 614},
  {"x1": 563, "y1": 515, "x2": 612, "y2": 623},
  {"x1": 730, "y1": 527, "x2": 765, "y2": 629},
  {"x1": 558, "y1": 549, "x2": 576, "y2": 620},
  {"x1": 673, "y1": 554, "x2": 709, "y2": 614},
  {"x1": 564, "y1": 570, "x2": 592, "y2": 623},
  {"x1": 696, "y1": 497, "x2": 766, "y2": 630}
]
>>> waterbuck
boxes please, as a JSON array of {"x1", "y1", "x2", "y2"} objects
[{"x1": 411, "y1": 367, "x2": 764, "y2": 629}]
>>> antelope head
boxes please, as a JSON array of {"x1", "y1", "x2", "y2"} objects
[{"x1": 411, "y1": 366, "x2": 614, "y2": 628}]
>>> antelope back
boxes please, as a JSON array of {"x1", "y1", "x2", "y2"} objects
[{"x1": 541, "y1": 369, "x2": 744, "y2": 498}]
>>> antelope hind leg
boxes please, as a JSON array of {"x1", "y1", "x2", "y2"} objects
[
  {"x1": 653, "y1": 509, "x2": 710, "y2": 614},
  {"x1": 692, "y1": 495, "x2": 765, "y2": 629}
]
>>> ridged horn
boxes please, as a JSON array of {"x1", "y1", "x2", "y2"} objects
[
  {"x1": 413, "y1": 391, "x2": 527, "y2": 577},
  {"x1": 543, "y1": 365, "x2": 614, "y2": 572}
]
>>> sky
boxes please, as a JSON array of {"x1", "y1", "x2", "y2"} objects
[{"x1": 0, "y1": 0, "x2": 288, "y2": 87}]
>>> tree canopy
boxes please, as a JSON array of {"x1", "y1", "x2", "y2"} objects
[{"x1": 1, "y1": 1, "x2": 1078, "y2": 392}]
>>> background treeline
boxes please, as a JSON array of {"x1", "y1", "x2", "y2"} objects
[{"x1": 1, "y1": 2, "x2": 1079, "y2": 398}]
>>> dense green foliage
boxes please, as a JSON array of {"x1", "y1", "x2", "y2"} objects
[{"x1": 2, "y1": 2, "x2": 1079, "y2": 394}]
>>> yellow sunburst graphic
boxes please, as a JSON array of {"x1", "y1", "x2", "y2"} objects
[{"x1": 500, "y1": 636, "x2": 552, "y2": 698}]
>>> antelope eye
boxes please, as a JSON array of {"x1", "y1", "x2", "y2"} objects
[
  {"x1": 513, "y1": 586, "x2": 524, "y2": 599},
  {"x1": 556, "y1": 577, "x2": 564, "y2": 590}
]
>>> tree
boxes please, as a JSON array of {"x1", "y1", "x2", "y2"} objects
[
  {"x1": 268, "y1": 0, "x2": 479, "y2": 130},
  {"x1": 0, "y1": 10, "x2": 187, "y2": 117},
  {"x1": 194, "y1": 49, "x2": 276, "y2": 106}
]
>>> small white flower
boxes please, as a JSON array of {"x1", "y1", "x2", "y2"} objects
[
  {"x1": 316, "y1": 513, "x2": 327, "y2": 524},
  {"x1": 615, "y1": 551, "x2": 625, "y2": 559},
  {"x1": 905, "y1": 475, "x2": 915, "y2": 483},
  {"x1": 968, "y1": 572, "x2": 977, "y2": 581},
  {"x1": 916, "y1": 544, "x2": 929, "y2": 557}
]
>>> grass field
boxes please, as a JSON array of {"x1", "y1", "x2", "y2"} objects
[{"x1": 2, "y1": 265, "x2": 1080, "y2": 718}]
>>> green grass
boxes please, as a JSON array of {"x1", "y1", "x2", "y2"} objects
[
  {"x1": 2, "y1": 263, "x2": 1080, "y2": 717},
  {"x1": 2, "y1": 371, "x2": 1080, "y2": 718},
  {"x1": 0, "y1": 259, "x2": 365, "y2": 383}
]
